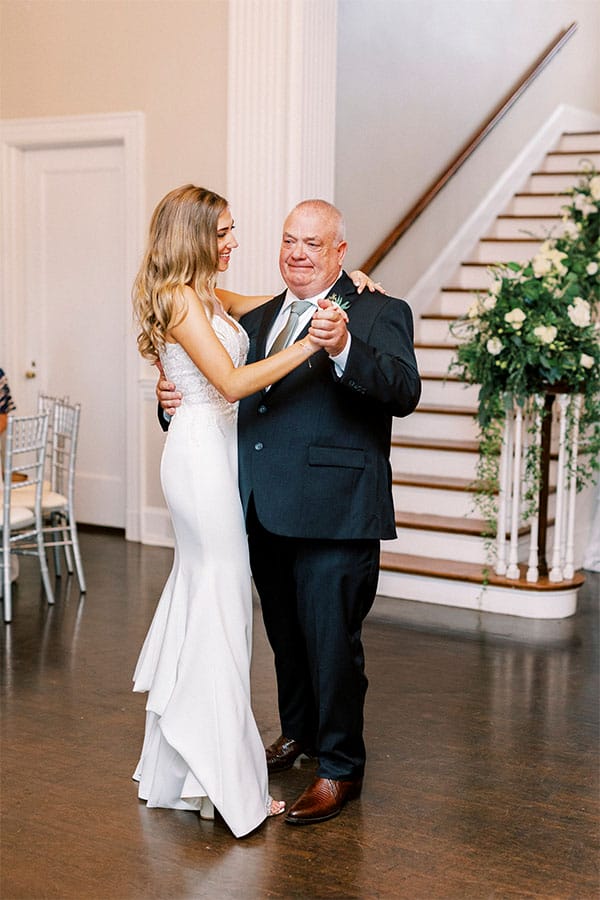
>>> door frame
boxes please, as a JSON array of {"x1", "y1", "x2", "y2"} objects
[{"x1": 0, "y1": 112, "x2": 145, "y2": 541}]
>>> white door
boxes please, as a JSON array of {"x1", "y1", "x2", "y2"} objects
[{"x1": 19, "y1": 143, "x2": 127, "y2": 527}]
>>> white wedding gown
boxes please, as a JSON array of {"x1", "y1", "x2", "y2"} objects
[{"x1": 132, "y1": 314, "x2": 271, "y2": 838}]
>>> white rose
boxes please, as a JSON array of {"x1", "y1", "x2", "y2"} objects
[
  {"x1": 590, "y1": 175, "x2": 600, "y2": 202},
  {"x1": 487, "y1": 337, "x2": 503, "y2": 356},
  {"x1": 587, "y1": 262, "x2": 599, "y2": 276},
  {"x1": 482, "y1": 295, "x2": 497, "y2": 311},
  {"x1": 467, "y1": 300, "x2": 480, "y2": 319},
  {"x1": 490, "y1": 279, "x2": 502, "y2": 296},
  {"x1": 580, "y1": 353, "x2": 594, "y2": 369},
  {"x1": 532, "y1": 255, "x2": 552, "y2": 277},
  {"x1": 533, "y1": 325, "x2": 557, "y2": 345},
  {"x1": 504, "y1": 308, "x2": 526, "y2": 329},
  {"x1": 567, "y1": 297, "x2": 591, "y2": 328}
]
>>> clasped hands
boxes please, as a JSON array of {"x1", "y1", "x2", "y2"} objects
[
  {"x1": 304, "y1": 298, "x2": 349, "y2": 358},
  {"x1": 156, "y1": 299, "x2": 349, "y2": 415}
]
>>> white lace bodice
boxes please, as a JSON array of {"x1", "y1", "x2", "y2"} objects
[{"x1": 159, "y1": 314, "x2": 249, "y2": 421}]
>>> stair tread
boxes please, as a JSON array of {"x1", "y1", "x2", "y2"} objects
[
  {"x1": 392, "y1": 435, "x2": 480, "y2": 452},
  {"x1": 531, "y1": 169, "x2": 596, "y2": 175},
  {"x1": 393, "y1": 471, "x2": 476, "y2": 491},
  {"x1": 414, "y1": 403, "x2": 475, "y2": 416},
  {"x1": 496, "y1": 214, "x2": 560, "y2": 219},
  {"x1": 379, "y1": 552, "x2": 585, "y2": 591},
  {"x1": 514, "y1": 191, "x2": 571, "y2": 196},
  {"x1": 419, "y1": 371, "x2": 462, "y2": 381},
  {"x1": 478, "y1": 236, "x2": 542, "y2": 242},
  {"x1": 395, "y1": 510, "x2": 492, "y2": 535}
]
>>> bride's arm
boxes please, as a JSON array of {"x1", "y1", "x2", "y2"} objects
[
  {"x1": 216, "y1": 270, "x2": 386, "y2": 318},
  {"x1": 216, "y1": 288, "x2": 271, "y2": 319},
  {"x1": 169, "y1": 287, "x2": 317, "y2": 402}
]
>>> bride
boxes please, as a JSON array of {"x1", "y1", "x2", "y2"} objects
[{"x1": 131, "y1": 184, "x2": 378, "y2": 838}]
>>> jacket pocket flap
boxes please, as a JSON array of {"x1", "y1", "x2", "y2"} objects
[{"x1": 308, "y1": 446, "x2": 365, "y2": 469}]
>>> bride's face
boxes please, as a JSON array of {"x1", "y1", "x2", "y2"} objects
[{"x1": 216, "y1": 207, "x2": 238, "y2": 271}]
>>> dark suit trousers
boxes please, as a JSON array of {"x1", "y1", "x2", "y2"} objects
[{"x1": 246, "y1": 499, "x2": 380, "y2": 781}]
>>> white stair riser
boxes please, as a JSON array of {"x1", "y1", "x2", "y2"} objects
[
  {"x1": 419, "y1": 379, "x2": 480, "y2": 406},
  {"x1": 525, "y1": 172, "x2": 583, "y2": 192},
  {"x1": 391, "y1": 446, "x2": 479, "y2": 479},
  {"x1": 539, "y1": 151, "x2": 600, "y2": 172},
  {"x1": 415, "y1": 346, "x2": 458, "y2": 371},
  {"x1": 450, "y1": 265, "x2": 495, "y2": 289},
  {"x1": 470, "y1": 240, "x2": 542, "y2": 263},
  {"x1": 393, "y1": 483, "x2": 477, "y2": 517},
  {"x1": 393, "y1": 483, "x2": 558, "y2": 519},
  {"x1": 418, "y1": 318, "x2": 454, "y2": 344},
  {"x1": 388, "y1": 528, "x2": 534, "y2": 565},
  {"x1": 486, "y1": 217, "x2": 564, "y2": 239},
  {"x1": 395, "y1": 411, "x2": 478, "y2": 441},
  {"x1": 505, "y1": 195, "x2": 569, "y2": 216},
  {"x1": 388, "y1": 528, "x2": 491, "y2": 563},
  {"x1": 391, "y1": 446, "x2": 559, "y2": 485},
  {"x1": 435, "y1": 290, "x2": 476, "y2": 317},
  {"x1": 556, "y1": 134, "x2": 600, "y2": 152}
]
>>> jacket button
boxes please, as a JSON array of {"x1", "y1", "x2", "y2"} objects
[
  {"x1": 258, "y1": 404, "x2": 268, "y2": 414},
  {"x1": 254, "y1": 442, "x2": 264, "y2": 451}
]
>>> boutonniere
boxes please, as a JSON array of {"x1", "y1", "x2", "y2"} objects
[{"x1": 328, "y1": 293, "x2": 351, "y2": 312}]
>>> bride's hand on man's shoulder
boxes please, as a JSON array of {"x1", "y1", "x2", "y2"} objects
[{"x1": 349, "y1": 270, "x2": 388, "y2": 295}]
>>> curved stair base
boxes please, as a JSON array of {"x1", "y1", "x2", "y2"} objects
[{"x1": 378, "y1": 553, "x2": 583, "y2": 620}]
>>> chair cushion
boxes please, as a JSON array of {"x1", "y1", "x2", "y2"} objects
[
  {"x1": 2, "y1": 506, "x2": 36, "y2": 530},
  {"x1": 9, "y1": 486, "x2": 67, "y2": 512}
]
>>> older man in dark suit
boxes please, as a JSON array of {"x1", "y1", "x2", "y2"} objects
[{"x1": 159, "y1": 199, "x2": 420, "y2": 825}]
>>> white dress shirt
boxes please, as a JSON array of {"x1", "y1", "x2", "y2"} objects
[{"x1": 266, "y1": 273, "x2": 351, "y2": 376}]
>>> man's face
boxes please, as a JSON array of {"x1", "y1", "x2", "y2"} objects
[{"x1": 279, "y1": 206, "x2": 347, "y2": 299}]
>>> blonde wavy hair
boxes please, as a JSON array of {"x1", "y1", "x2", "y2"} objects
[{"x1": 133, "y1": 184, "x2": 228, "y2": 362}]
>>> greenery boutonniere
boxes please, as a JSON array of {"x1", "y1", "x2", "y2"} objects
[{"x1": 328, "y1": 293, "x2": 351, "y2": 312}]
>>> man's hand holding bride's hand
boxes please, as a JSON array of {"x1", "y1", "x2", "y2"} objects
[
  {"x1": 155, "y1": 360, "x2": 182, "y2": 416},
  {"x1": 308, "y1": 299, "x2": 349, "y2": 357}
]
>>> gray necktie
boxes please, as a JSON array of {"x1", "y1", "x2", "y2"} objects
[{"x1": 268, "y1": 300, "x2": 313, "y2": 356}]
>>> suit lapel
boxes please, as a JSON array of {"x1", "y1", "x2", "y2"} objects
[{"x1": 256, "y1": 291, "x2": 286, "y2": 361}]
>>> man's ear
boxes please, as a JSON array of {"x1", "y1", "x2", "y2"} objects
[{"x1": 337, "y1": 240, "x2": 348, "y2": 264}]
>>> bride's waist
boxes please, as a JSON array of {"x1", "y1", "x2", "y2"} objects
[{"x1": 176, "y1": 398, "x2": 238, "y2": 420}]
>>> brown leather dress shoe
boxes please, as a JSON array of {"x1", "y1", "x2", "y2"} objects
[
  {"x1": 265, "y1": 735, "x2": 315, "y2": 773},
  {"x1": 285, "y1": 776, "x2": 362, "y2": 825}
]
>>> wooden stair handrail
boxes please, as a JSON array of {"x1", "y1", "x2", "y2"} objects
[{"x1": 360, "y1": 22, "x2": 578, "y2": 274}]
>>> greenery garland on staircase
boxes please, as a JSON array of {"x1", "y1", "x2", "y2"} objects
[{"x1": 449, "y1": 164, "x2": 600, "y2": 548}]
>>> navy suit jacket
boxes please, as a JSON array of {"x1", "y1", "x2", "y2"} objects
[{"x1": 237, "y1": 271, "x2": 421, "y2": 541}]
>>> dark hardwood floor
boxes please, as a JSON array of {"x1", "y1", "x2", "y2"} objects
[{"x1": 1, "y1": 530, "x2": 599, "y2": 899}]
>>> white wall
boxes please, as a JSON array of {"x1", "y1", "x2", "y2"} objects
[
  {"x1": 0, "y1": 0, "x2": 229, "y2": 514},
  {"x1": 335, "y1": 0, "x2": 600, "y2": 295}
]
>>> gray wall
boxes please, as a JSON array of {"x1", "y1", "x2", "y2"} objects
[{"x1": 335, "y1": 0, "x2": 600, "y2": 295}]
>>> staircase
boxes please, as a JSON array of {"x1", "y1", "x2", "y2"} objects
[{"x1": 378, "y1": 130, "x2": 600, "y2": 618}]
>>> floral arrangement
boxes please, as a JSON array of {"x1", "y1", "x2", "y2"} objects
[{"x1": 449, "y1": 164, "x2": 600, "y2": 526}]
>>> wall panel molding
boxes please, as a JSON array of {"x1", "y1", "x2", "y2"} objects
[{"x1": 226, "y1": 0, "x2": 337, "y2": 295}]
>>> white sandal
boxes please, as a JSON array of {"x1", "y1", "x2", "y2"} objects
[{"x1": 267, "y1": 796, "x2": 285, "y2": 817}]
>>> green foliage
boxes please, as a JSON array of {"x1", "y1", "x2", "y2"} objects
[{"x1": 449, "y1": 165, "x2": 600, "y2": 538}]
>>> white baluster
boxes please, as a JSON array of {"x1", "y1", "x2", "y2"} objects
[
  {"x1": 563, "y1": 394, "x2": 582, "y2": 580},
  {"x1": 495, "y1": 403, "x2": 512, "y2": 576},
  {"x1": 550, "y1": 394, "x2": 569, "y2": 582},
  {"x1": 506, "y1": 404, "x2": 523, "y2": 579},
  {"x1": 526, "y1": 395, "x2": 544, "y2": 583}
]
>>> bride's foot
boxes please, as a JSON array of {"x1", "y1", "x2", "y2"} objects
[{"x1": 268, "y1": 797, "x2": 285, "y2": 817}]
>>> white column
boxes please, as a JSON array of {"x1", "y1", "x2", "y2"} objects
[
  {"x1": 526, "y1": 396, "x2": 544, "y2": 584},
  {"x1": 506, "y1": 405, "x2": 523, "y2": 580},
  {"x1": 226, "y1": 0, "x2": 338, "y2": 295},
  {"x1": 550, "y1": 395, "x2": 570, "y2": 583},
  {"x1": 563, "y1": 395, "x2": 582, "y2": 581}
]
